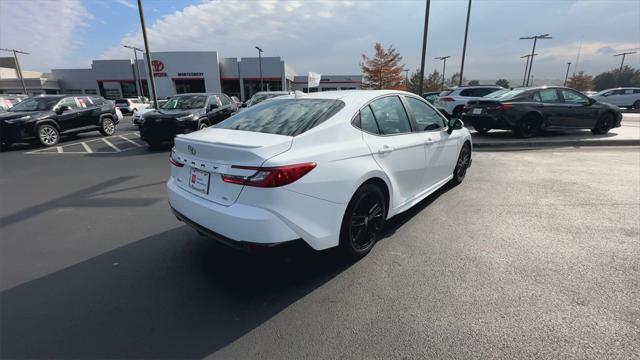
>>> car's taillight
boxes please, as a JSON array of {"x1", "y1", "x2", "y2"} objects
[
  {"x1": 222, "y1": 162, "x2": 317, "y2": 188},
  {"x1": 169, "y1": 149, "x2": 184, "y2": 167},
  {"x1": 496, "y1": 103, "x2": 513, "y2": 111},
  {"x1": 441, "y1": 97, "x2": 455, "y2": 102}
]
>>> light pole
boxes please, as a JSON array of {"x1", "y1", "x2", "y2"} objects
[
  {"x1": 563, "y1": 62, "x2": 572, "y2": 86},
  {"x1": 418, "y1": 0, "x2": 431, "y2": 95},
  {"x1": 136, "y1": 0, "x2": 158, "y2": 109},
  {"x1": 520, "y1": 53, "x2": 536, "y2": 87},
  {"x1": 459, "y1": 0, "x2": 472, "y2": 86},
  {"x1": 520, "y1": 34, "x2": 552, "y2": 87},
  {"x1": 435, "y1": 56, "x2": 451, "y2": 90},
  {"x1": 255, "y1": 46, "x2": 264, "y2": 92},
  {"x1": 0, "y1": 48, "x2": 29, "y2": 95},
  {"x1": 123, "y1": 45, "x2": 145, "y2": 99},
  {"x1": 613, "y1": 51, "x2": 637, "y2": 85}
]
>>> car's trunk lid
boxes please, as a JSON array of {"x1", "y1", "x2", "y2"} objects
[{"x1": 172, "y1": 128, "x2": 293, "y2": 206}]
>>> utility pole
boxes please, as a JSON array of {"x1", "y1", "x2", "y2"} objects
[
  {"x1": 435, "y1": 56, "x2": 451, "y2": 90},
  {"x1": 123, "y1": 45, "x2": 145, "y2": 99},
  {"x1": 520, "y1": 34, "x2": 552, "y2": 87},
  {"x1": 563, "y1": 62, "x2": 572, "y2": 86},
  {"x1": 459, "y1": 0, "x2": 472, "y2": 86},
  {"x1": 520, "y1": 54, "x2": 536, "y2": 87},
  {"x1": 418, "y1": 0, "x2": 431, "y2": 95},
  {"x1": 613, "y1": 51, "x2": 637, "y2": 86},
  {"x1": 137, "y1": 0, "x2": 158, "y2": 109},
  {"x1": 255, "y1": 46, "x2": 264, "y2": 92},
  {"x1": 0, "y1": 48, "x2": 29, "y2": 95}
]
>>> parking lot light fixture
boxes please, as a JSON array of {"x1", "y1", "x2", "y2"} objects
[
  {"x1": 0, "y1": 48, "x2": 29, "y2": 95},
  {"x1": 564, "y1": 62, "x2": 572, "y2": 87},
  {"x1": 458, "y1": 0, "x2": 472, "y2": 86},
  {"x1": 418, "y1": 0, "x2": 431, "y2": 95},
  {"x1": 520, "y1": 53, "x2": 536, "y2": 87},
  {"x1": 435, "y1": 56, "x2": 451, "y2": 90},
  {"x1": 519, "y1": 34, "x2": 552, "y2": 87},
  {"x1": 613, "y1": 51, "x2": 637, "y2": 85},
  {"x1": 255, "y1": 46, "x2": 264, "y2": 92},
  {"x1": 123, "y1": 45, "x2": 145, "y2": 99}
]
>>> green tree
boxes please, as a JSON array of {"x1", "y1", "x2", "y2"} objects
[
  {"x1": 566, "y1": 71, "x2": 594, "y2": 91},
  {"x1": 495, "y1": 79, "x2": 510, "y2": 88},
  {"x1": 425, "y1": 69, "x2": 442, "y2": 91},
  {"x1": 406, "y1": 70, "x2": 425, "y2": 94},
  {"x1": 468, "y1": 80, "x2": 480, "y2": 86},
  {"x1": 593, "y1": 66, "x2": 640, "y2": 90},
  {"x1": 360, "y1": 43, "x2": 405, "y2": 89}
]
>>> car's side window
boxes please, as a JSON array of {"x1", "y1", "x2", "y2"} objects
[
  {"x1": 359, "y1": 105, "x2": 380, "y2": 134},
  {"x1": 58, "y1": 97, "x2": 79, "y2": 110},
  {"x1": 560, "y1": 89, "x2": 588, "y2": 104},
  {"x1": 634, "y1": 89, "x2": 640, "y2": 94},
  {"x1": 220, "y1": 95, "x2": 230, "y2": 106},
  {"x1": 76, "y1": 96, "x2": 94, "y2": 108},
  {"x1": 405, "y1": 96, "x2": 445, "y2": 131},
  {"x1": 538, "y1": 89, "x2": 560, "y2": 103},
  {"x1": 368, "y1": 96, "x2": 412, "y2": 135},
  {"x1": 207, "y1": 95, "x2": 219, "y2": 109}
]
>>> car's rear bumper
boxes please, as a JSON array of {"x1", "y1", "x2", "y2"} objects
[
  {"x1": 167, "y1": 176, "x2": 344, "y2": 250},
  {"x1": 140, "y1": 119, "x2": 195, "y2": 143},
  {"x1": 462, "y1": 114, "x2": 513, "y2": 130}
]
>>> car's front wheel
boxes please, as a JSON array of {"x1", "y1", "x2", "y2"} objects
[
  {"x1": 99, "y1": 117, "x2": 116, "y2": 136},
  {"x1": 591, "y1": 112, "x2": 614, "y2": 135},
  {"x1": 37, "y1": 124, "x2": 59, "y2": 147},
  {"x1": 339, "y1": 183, "x2": 387, "y2": 259},
  {"x1": 198, "y1": 121, "x2": 209, "y2": 130},
  {"x1": 451, "y1": 142, "x2": 471, "y2": 185}
]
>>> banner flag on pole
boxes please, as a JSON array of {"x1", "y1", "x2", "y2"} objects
[{"x1": 308, "y1": 72, "x2": 321, "y2": 88}]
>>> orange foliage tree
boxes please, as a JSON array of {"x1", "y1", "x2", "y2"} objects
[{"x1": 360, "y1": 43, "x2": 405, "y2": 90}]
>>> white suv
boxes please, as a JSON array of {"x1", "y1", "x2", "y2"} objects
[
  {"x1": 434, "y1": 86, "x2": 504, "y2": 118},
  {"x1": 590, "y1": 88, "x2": 640, "y2": 109}
]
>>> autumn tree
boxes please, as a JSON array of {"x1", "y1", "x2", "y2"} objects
[
  {"x1": 361, "y1": 43, "x2": 405, "y2": 89},
  {"x1": 425, "y1": 69, "x2": 443, "y2": 91},
  {"x1": 495, "y1": 79, "x2": 510, "y2": 88},
  {"x1": 566, "y1": 71, "x2": 594, "y2": 91}
]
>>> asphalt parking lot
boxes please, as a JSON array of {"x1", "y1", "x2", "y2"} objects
[{"x1": 0, "y1": 117, "x2": 638, "y2": 359}]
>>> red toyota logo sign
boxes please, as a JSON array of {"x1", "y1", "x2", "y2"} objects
[{"x1": 152, "y1": 60, "x2": 164, "y2": 72}]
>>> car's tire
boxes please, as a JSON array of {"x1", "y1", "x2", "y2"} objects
[
  {"x1": 513, "y1": 114, "x2": 540, "y2": 138},
  {"x1": 99, "y1": 117, "x2": 116, "y2": 136},
  {"x1": 36, "y1": 124, "x2": 59, "y2": 147},
  {"x1": 339, "y1": 183, "x2": 387, "y2": 259},
  {"x1": 198, "y1": 121, "x2": 209, "y2": 130},
  {"x1": 473, "y1": 125, "x2": 491, "y2": 134},
  {"x1": 632, "y1": 100, "x2": 640, "y2": 110},
  {"x1": 451, "y1": 142, "x2": 471, "y2": 185},
  {"x1": 591, "y1": 112, "x2": 615, "y2": 135}
]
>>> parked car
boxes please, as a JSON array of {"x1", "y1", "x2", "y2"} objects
[
  {"x1": 114, "y1": 97, "x2": 151, "y2": 114},
  {"x1": 590, "y1": 87, "x2": 640, "y2": 109},
  {"x1": 0, "y1": 95, "x2": 118, "y2": 150},
  {"x1": 461, "y1": 86, "x2": 622, "y2": 138},
  {"x1": 139, "y1": 93, "x2": 235, "y2": 148},
  {"x1": 244, "y1": 91, "x2": 293, "y2": 108},
  {"x1": 131, "y1": 107, "x2": 155, "y2": 127},
  {"x1": 0, "y1": 95, "x2": 24, "y2": 111},
  {"x1": 167, "y1": 90, "x2": 472, "y2": 258},
  {"x1": 422, "y1": 91, "x2": 440, "y2": 104},
  {"x1": 434, "y1": 85, "x2": 504, "y2": 119}
]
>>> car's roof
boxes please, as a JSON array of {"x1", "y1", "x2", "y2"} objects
[
  {"x1": 35, "y1": 95, "x2": 65, "y2": 98},
  {"x1": 170, "y1": 93, "x2": 221, "y2": 96},
  {"x1": 274, "y1": 90, "x2": 421, "y2": 103}
]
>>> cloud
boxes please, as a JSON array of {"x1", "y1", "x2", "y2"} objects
[
  {"x1": 0, "y1": 0, "x2": 94, "y2": 71},
  {"x1": 114, "y1": 0, "x2": 136, "y2": 10}
]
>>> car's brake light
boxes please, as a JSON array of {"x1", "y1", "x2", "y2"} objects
[
  {"x1": 169, "y1": 149, "x2": 184, "y2": 167},
  {"x1": 496, "y1": 103, "x2": 513, "y2": 111},
  {"x1": 222, "y1": 162, "x2": 317, "y2": 188},
  {"x1": 441, "y1": 97, "x2": 455, "y2": 102}
]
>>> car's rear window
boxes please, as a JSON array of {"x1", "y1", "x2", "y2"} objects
[
  {"x1": 115, "y1": 99, "x2": 128, "y2": 104},
  {"x1": 215, "y1": 99, "x2": 345, "y2": 136}
]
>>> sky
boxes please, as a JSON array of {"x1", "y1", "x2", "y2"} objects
[{"x1": 1, "y1": 0, "x2": 639, "y2": 81}]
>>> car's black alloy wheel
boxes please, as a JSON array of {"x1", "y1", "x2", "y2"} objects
[
  {"x1": 592, "y1": 113, "x2": 614, "y2": 135},
  {"x1": 452, "y1": 143, "x2": 471, "y2": 185},
  {"x1": 514, "y1": 115, "x2": 540, "y2": 138},
  {"x1": 340, "y1": 184, "x2": 386, "y2": 258}
]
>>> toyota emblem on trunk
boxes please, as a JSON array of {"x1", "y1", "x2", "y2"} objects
[{"x1": 188, "y1": 145, "x2": 196, "y2": 155}]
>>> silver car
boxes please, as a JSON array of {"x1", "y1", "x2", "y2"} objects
[{"x1": 590, "y1": 88, "x2": 640, "y2": 109}]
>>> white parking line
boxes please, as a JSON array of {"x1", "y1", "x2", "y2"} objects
[
  {"x1": 25, "y1": 132, "x2": 144, "y2": 154},
  {"x1": 56, "y1": 146, "x2": 62, "y2": 153},
  {"x1": 119, "y1": 135, "x2": 144, "y2": 146},
  {"x1": 81, "y1": 142, "x2": 93, "y2": 153},
  {"x1": 101, "y1": 138, "x2": 121, "y2": 152}
]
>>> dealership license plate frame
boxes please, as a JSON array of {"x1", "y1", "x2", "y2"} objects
[
  {"x1": 189, "y1": 167, "x2": 211, "y2": 194},
  {"x1": 472, "y1": 108, "x2": 482, "y2": 114}
]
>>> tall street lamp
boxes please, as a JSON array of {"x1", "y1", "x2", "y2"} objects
[
  {"x1": 458, "y1": 0, "x2": 472, "y2": 86},
  {"x1": 136, "y1": 0, "x2": 158, "y2": 109},
  {"x1": 0, "y1": 48, "x2": 29, "y2": 94},
  {"x1": 520, "y1": 53, "x2": 536, "y2": 87},
  {"x1": 563, "y1": 62, "x2": 572, "y2": 86},
  {"x1": 520, "y1": 34, "x2": 552, "y2": 87},
  {"x1": 435, "y1": 56, "x2": 451, "y2": 90},
  {"x1": 418, "y1": 0, "x2": 431, "y2": 95},
  {"x1": 613, "y1": 51, "x2": 637, "y2": 86},
  {"x1": 123, "y1": 45, "x2": 145, "y2": 99},
  {"x1": 255, "y1": 46, "x2": 264, "y2": 92}
]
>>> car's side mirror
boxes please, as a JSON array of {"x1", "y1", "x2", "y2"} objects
[
  {"x1": 447, "y1": 118, "x2": 464, "y2": 134},
  {"x1": 207, "y1": 103, "x2": 219, "y2": 112},
  {"x1": 56, "y1": 105, "x2": 70, "y2": 114}
]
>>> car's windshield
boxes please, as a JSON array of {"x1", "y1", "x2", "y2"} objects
[
  {"x1": 160, "y1": 95, "x2": 206, "y2": 110},
  {"x1": 215, "y1": 99, "x2": 345, "y2": 136},
  {"x1": 8, "y1": 97, "x2": 60, "y2": 112},
  {"x1": 247, "y1": 93, "x2": 286, "y2": 107},
  {"x1": 483, "y1": 89, "x2": 511, "y2": 99}
]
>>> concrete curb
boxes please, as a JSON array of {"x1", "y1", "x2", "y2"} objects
[{"x1": 473, "y1": 138, "x2": 640, "y2": 148}]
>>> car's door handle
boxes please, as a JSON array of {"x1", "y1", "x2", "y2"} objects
[
  {"x1": 378, "y1": 145, "x2": 394, "y2": 154},
  {"x1": 425, "y1": 137, "x2": 433, "y2": 144}
]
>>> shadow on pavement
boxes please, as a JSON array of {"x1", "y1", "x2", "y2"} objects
[
  {"x1": 473, "y1": 128, "x2": 617, "y2": 140},
  {"x1": 0, "y1": 226, "x2": 351, "y2": 359}
]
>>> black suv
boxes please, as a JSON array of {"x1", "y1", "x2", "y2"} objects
[
  {"x1": 139, "y1": 93, "x2": 235, "y2": 148},
  {"x1": 0, "y1": 95, "x2": 118, "y2": 150}
]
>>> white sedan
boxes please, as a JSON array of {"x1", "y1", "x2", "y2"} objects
[{"x1": 167, "y1": 90, "x2": 472, "y2": 257}]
